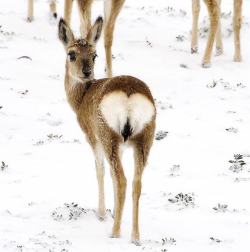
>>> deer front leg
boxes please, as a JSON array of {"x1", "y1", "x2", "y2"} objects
[
  {"x1": 202, "y1": 0, "x2": 219, "y2": 67},
  {"x1": 27, "y1": 0, "x2": 33, "y2": 22},
  {"x1": 93, "y1": 143, "x2": 106, "y2": 220},
  {"x1": 50, "y1": 0, "x2": 57, "y2": 19},
  {"x1": 233, "y1": 0, "x2": 242, "y2": 62},
  {"x1": 77, "y1": 0, "x2": 93, "y2": 38},
  {"x1": 64, "y1": 0, "x2": 74, "y2": 25},
  {"x1": 191, "y1": 0, "x2": 200, "y2": 53},
  {"x1": 104, "y1": 0, "x2": 125, "y2": 77}
]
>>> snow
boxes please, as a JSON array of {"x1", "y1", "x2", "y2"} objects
[{"x1": 1, "y1": 0, "x2": 250, "y2": 251}]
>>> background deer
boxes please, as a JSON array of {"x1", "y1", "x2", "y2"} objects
[
  {"x1": 58, "y1": 16, "x2": 156, "y2": 244},
  {"x1": 191, "y1": 0, "x2": 243, "y2": 67},
  {"x1": 27, "y1": 0, "x2": 57, "y2": 22},
  {"x1": 64, "y1": 0, "x2": 125, "y2": 78}
]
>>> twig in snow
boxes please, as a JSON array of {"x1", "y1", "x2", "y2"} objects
[
  {"x1": 1, "y1": 161, "x2": 8, "y2": 171},
  {"x1": 17, "y1": 56, "x2": 32, "y2": 61}
]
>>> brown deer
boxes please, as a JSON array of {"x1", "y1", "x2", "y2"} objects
[
  {"x1": 27, "y1": 0, "x2": 57, "y2": 22},
  {"x1": 58, "y1": 16, "x2": 156, "y2": 244},
  {"x1": 64, "y1": 0, "x2": 125, "y2": 78},
  {"x1": 191, "y1": 0, "x2": 243, "y2": 67}
]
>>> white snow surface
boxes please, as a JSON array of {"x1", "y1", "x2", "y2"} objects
[{"x1": 1, "y1": 0, "x2": 250, "y2": 251}]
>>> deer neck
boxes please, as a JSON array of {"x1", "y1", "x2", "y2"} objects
[{"x1": 64, "y1": 66, "x2": 92, "y2": 113}]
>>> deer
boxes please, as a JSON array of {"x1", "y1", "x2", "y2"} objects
[
  {"x1": 27, "y1": 0, "x2": 57, "y2": 22},
  {"x1": 191, "y1": 0, "x2": 243, "y2": 67},
  {"x1": 58, "y1": 16, "x2": 156, "y2": 245},
  {"x1": 63, "y1": 0, "x2": 125, "y2": 78}
]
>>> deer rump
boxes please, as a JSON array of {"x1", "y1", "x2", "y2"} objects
[{"x1": 100, "y1": 91, "x2": 155, "y2": 141}]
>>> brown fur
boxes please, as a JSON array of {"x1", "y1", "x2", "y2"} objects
[
  {"x1": 27, "y1": 0, "x2": 57, "y2": 22},
  {"x1": 191, "y1": 0, "x2": 243, "y2": 67},
  {"x1": 64, "y1": 0, "x2": 125, "y2": 77},
  {"x1": 59, "y1": 17, "x2": 156, "y2": 244}
]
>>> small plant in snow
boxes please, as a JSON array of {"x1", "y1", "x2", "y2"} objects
[
  {"x1": 225, "y1": 127, "x2": 238, "y2": 133},
  {"x1": 236, "y1": 82, "x2": 246, "y2": 88},
  {"x1": 221, "y1": 11, "x2": 232, "y2": 19},
  {"x1": 179, "y1": 9, "x2": 187, "y2": 17},
  {"x1": 206, "y1": 78, "x2": 241, "y2": 90},
  {"x1": 180, "y1": 63, "x2": 188, "y2": 68},
  {"x1": 3, "y1": 231, "x2": 72, "y2": 251},
  {"x1": 145, "y1": 38, "x2": 153, "y2": 48},
  {"x1": 161, "y1": 237, "x2": 176, "y2": 246},
  {"x1": 169, "y1": 164, "x2": 180, "y2": 176},
  {"x1": 213, "y1": 203, "x2": 228, "y2": 213},
  {"x1": 1, "y1": 161, "x2": 8, "y2": 171},
  {"x1": 229, "y1": 154, "x2": 246, "y2": 173},
  {"x1": 155, "y1": 99, "x2": 173, "y2": 110},
  {"x1": 33, "y1": 140, "x2": 45, "y2": 146},
  {"x1": 52, "y1": 202, "x2": 88, "y2": 221},
  {"x1": 168, "y1": 193, "x2": 195, "y2": 207},
  {"x1": 155, "y1": 131, "x2": 168, "y2": 141},
  {"x1": 47, "y1": 133, "x2": 63, "y2": 140},
  {"x1": 176, "y1": 35, "x2": 185, "y2": 42},
  {"x1": 18, "y1": 89, "x2": 29, "y2": 95},
  {"x1": 235, "y1": 177, "x2": 250, "y2": 182},
  {"x1": 210, "y1": 237, "x2": 222, "y2": 243},
  {"x1": 206, "y1": 80, "x2": 218, "y2": 88}
]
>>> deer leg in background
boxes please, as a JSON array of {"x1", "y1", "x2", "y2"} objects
[
  {"x1": 64, "y1": 0, "x2": 74, "y2": 25},
  {"x1": 104, "y1": 0, "x2": 125, "y2": 77},
  {"x1": 191, "y1": 0, "x2": 200, "y2": 53},
  {"x1": 50, "y1": 0, "x2": 57, "y2": 19},
  {"x1": 77, "y1": 0, "x2": 93, "y2": 38},
  {"x1": 27, "y1": 0, "x2": 34, "y2": 22},
  {"x1": 233, "y1": 0, "x2": 243, "y2": 62},
  {"x1": 215, "y1": 0, "x2": 223, "y2": 56},
  {"x1": 202, "y1": 0, "x2": 219, "y2": 67}
]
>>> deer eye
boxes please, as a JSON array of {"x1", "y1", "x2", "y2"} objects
[
  {"x1": 68, "y1": 51, "x2": 76, "y2": 62},
  {"x1": 92, "y1": 53, "x2": 97, "y2": 62}
]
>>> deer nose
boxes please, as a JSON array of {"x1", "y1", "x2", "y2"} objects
[{"x1": 82, "y1": 68, "x2": 92, "y2": 77}]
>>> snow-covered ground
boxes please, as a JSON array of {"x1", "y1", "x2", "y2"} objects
[{"x1": 1, "y1": 0, "x2": 250, "y2": 251}]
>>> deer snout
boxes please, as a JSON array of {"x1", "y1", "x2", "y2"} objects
[{"x1": 82, "y1": 68, "x2": 92, "y2": 78}]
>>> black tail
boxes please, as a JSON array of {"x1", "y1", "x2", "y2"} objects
[{"x1": 121, "y1": 119, "x2": 133, "y2": 142}]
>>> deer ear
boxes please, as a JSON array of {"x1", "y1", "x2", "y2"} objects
[
  {"x1": 58, "y1": 18, "x2": 74, "y2": 47},
  {"x1": 86, "y1": 16, "x2": 103, "y2": 45}
]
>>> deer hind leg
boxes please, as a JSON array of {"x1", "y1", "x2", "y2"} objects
[
  {"x1": 49, "y1": 0, "x2": 57, "y2": 19},
  {"x1": 27, "y1": 0, "x2": 34, "y2": 22},
  {"x1": 233, "y1": 0, "x2": 242, "y2": 62},
  {"x1": 93, "y1": 142, "x2": 106, "y2": 220},
  {"x1": 131, "y1": 125, "x2": 155, "y2": 245},
  {"x1": 64, "y1": 0, "x2": 74, "y2": 25},
  {"x1": 77, "y1": 0, "x2": 93, "y2": 38},
  {"x1": 215, "y1": 0, "x2": 223, "y2": 56},
  {"x1": 104, "y1": 0, "x2": 125, "y2": 77},
  {"x1": 202, "y1": 0, "x2": 219, "y2": 67},
  {"x1": 101, "y1": 135, "x2": 126, "y2": 238},
  {"x1": 191, "y1": 0, "x2": 200, "y2": 53}
]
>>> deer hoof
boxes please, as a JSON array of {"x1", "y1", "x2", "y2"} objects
[{"x1": 202, "y1": 62, "x2": 211, "y2": 68}]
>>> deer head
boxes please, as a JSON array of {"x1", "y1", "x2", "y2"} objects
[{"x1": 58, "y1": 17, "x2": 103, "y2": 82}]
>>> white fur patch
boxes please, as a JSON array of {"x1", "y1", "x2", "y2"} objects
[
  {"x1": 100, "y1": 91, "x2": 155, "y2": 136},
  {"x1": 69, "y1": 71, "x2": 84, "y2": 84}
]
